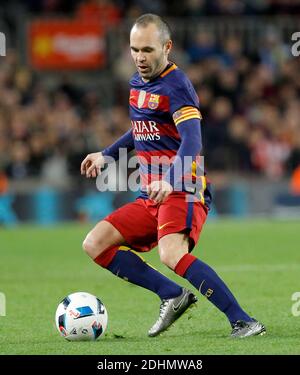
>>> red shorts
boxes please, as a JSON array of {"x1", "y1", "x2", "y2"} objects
[{"x1": 104, "y1": 192, "x2": 208, "y2": 252}]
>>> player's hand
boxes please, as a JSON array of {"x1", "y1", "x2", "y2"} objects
[
  {"x1": 80, "y1": 152, "x2": 105, "y2": 178},
  {"x1": 147, "y1": 180, "x2": 173, "y2": 203}
]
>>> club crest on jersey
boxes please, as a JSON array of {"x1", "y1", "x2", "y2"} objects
[
  {"x1": 148, "y1": 94, "x2": 160, "y2": 109},
  {"x1": 138, "y1": 90, "x2": 147, "y2": 108}
]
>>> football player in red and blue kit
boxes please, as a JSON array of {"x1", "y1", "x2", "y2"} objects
[{"x1": 81, "y1": 14, "x2": 266, "y2": 338}]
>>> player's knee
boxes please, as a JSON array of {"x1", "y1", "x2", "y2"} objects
[
  {"x1": 158, "y1": 248, "x2": 177, "y2": 270},
  {"x1": 159, "y1": 234, "x2": 190, "y2": 270},
  {"x1": 82, "y1": 233, "x2": 102, "y2": 259},
  {"x1": 82, "y1": 234, "x2": 93, "y2": 257}
]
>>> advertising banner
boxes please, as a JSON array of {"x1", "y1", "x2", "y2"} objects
[{"x1": 28, "y1": 19, "x2": 106, "y2": 69}]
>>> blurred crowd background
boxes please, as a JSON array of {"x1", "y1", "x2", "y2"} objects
[{"x1": 0, "y1": 0, "x2": 300, "y2": 224}]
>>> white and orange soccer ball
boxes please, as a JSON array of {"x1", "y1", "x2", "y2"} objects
[{"x1": 55, "y1": 291, "x2": 108, "y2": 341}]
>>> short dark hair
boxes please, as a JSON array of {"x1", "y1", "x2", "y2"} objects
[{"x1": 132, "y1": 13, "x2": 172, "y2": 44}]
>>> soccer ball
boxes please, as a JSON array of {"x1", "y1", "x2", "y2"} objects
[{"x1": 55, "y1": 291, "x2": 108, "y2": 341}]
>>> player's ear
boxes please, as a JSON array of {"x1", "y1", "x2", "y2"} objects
[{"x1": 165, "y1": 40, "x2": 172, "y2": 54}]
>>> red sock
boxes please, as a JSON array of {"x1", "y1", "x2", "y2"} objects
[
  {"x1": 174, "y1": 253, "x2": 197, "y2": 277},
  {"x1": 94, "y1": 245, "x2": 119, "y2": 268}
]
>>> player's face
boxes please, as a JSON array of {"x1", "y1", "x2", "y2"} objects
[{"x1": 130, "y1": 23, "x2": 172, "y2": 81}]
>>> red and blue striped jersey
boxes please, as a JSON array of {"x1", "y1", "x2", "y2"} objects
[{"x1": 129, "y1": 63, "x2": 212, "y2": 209}]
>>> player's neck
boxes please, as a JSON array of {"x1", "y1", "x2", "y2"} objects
[{"x1": 141, "y1": 61, "x2": 170, "y2": 83}]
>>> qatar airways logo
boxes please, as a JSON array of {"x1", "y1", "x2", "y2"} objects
[{"x1": 132, "y1": 120, "x2": 160, "y2": 141}]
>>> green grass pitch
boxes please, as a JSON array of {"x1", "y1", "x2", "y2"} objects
[{"x1": 0, "y1": 219, "x2": 299, "y2": 355}]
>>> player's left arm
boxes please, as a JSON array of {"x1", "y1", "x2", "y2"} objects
[
  {"x1": 164, "y1": 115, "x2": 202, "y2": 184},
  {"x1": 147, "y1": 109, "x2": 202, "y2": 203}
]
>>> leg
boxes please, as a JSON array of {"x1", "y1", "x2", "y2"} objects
[
  {"x1": 157, "y1": 193, "x2": 266, "y2": 337},
  {"x1": 159, "y1": 232, "x2": 266, "y2": 337},
  {"x1": 82, "y1": 200, "x2": 183, "y2": 301},
  {"x1": 159, "y1": 232, "x2": 252, "y2": 323}
]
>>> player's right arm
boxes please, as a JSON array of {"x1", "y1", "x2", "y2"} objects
[
  {"x1": 81, "y1": 129, "x2": 134, "y2": 178},
  {"x1": 81, "y1": 152, "x2": 105, "y2": 178}
]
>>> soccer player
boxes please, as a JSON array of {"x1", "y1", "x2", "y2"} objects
[{"x1": 81, "y1": 14, "x2": 266, "y2": 338}]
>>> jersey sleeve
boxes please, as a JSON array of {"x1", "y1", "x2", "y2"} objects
[
  {"x1": 168, "y1": 75, "x2": 200, "y2": 115},
  {"x1": 102, "y1": 129, "x2": 134, "y2": 161}
]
